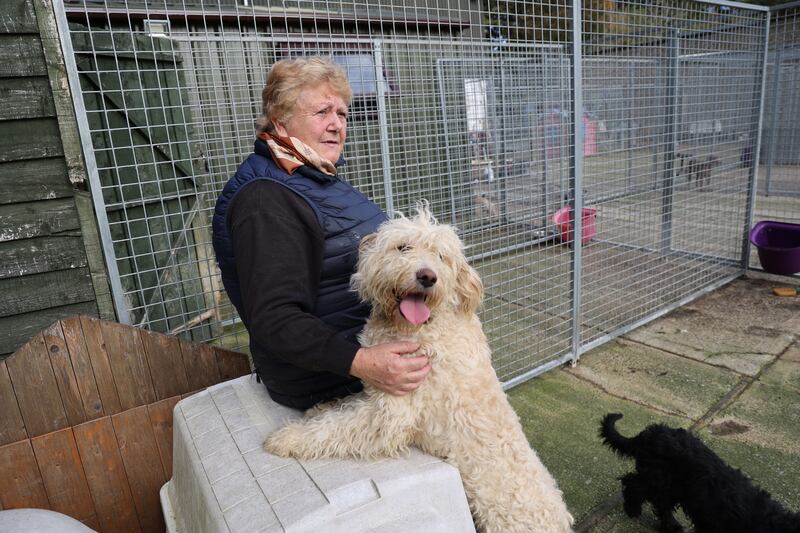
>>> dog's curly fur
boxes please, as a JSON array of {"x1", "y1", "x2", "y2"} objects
[
  {"x1": 600, "y1": 413, "x2": 800, "y2": 533},
  {"x1": 265, "y1": 205, "x2": 573, "y2": 533}
]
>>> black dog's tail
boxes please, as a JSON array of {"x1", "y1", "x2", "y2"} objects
[{"x1": 600, "y1": 413, "x2": 636, "y2": 458}]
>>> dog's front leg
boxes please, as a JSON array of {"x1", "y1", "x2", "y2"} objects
[
  {"x1": 264, "y1": 396, "x2": 416, "y2": 461},
  {"x1": 652, "y1": 502, "x2": 683, "y2": 533},
  {"x1": 620, "y1": 472, "x2": 646, "y2": 518}
]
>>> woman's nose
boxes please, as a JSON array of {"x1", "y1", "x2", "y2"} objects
[{"x1": 328, "y1": 114, "x2": 344, "y2": 131}]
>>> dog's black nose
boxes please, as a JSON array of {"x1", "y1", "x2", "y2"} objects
[{"x1": 417, "y1": 268, "x2": 437, "y2": 288}]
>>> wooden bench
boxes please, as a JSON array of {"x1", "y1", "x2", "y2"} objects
[{"x1": 0, "y1": 316, "x2": 251, "y2": 532}]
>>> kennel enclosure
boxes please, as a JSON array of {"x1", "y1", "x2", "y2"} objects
[{"x1": 48, "y1": 0, "x2": 786, "y2": 385}]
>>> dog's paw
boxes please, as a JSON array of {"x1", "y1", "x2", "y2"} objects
[
  {"x1": 622, "y1": 498, "x2": 643, "y2": 518},
  {"x1": 263, "y1": 425, "x2": 306, "y2": 458},
  {"x1": 303, "y1": 400, "x2": 336, "y2": 418}
]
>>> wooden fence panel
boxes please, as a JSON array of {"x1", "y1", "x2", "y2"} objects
[
  {"x1": 139, "y1": 329, "x2": 189, "y2": 401},
  {"x1": 30, "y1": 428, "x2": 95, "y2": 522},
  {"x1": 101, "y1": 321, "x2": 156, "y2": 411},
  {"x1": 112, "y1": 406, "x2": 168, "y2": 533},
  {"x1": 61, "y1": 316, "x2": 105, "y2": 421},
  {"x1": 79, "y1": 316, "x2": 122, "y2": 416},
  {"x1": 147, "y1": 396, "x2": 180, "y2": 478},
  {"x1": 180, "y1": 338, "x2": 221, "y2": 391},
  {"x1": 0, "y1": 360, "x2": 26, "y2": 445},
  {"x1": 0, "y1": 316, "x2": 251, "y2": 531},
  {"x1": 42, "y1": 321, "x2": 87, "y2": 427},
  {"x1": 215, "y1": 346, "x2": 252, "y2": 382},
  {"x1": 74, "y1": 417, "x2": 141, "y2": 533},
  {"x1": 5, "y1": 332, "x2": 68, "y2": 437},
  {"x1": 0, "y1": 439, "x2": 49, "y2": 509}
]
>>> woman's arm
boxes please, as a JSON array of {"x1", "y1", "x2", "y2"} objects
[
  {"x1": 230, "y1": 181, "x2": 430, "y2": 393},
  {"x1": 229, "y1": 180, "x2": 358, "y2": 376}
]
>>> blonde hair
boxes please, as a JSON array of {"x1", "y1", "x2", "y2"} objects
[{"x1": 255, "y1": 56, "x2": 353, "y2": 133}]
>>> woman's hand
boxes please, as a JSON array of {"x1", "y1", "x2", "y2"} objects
[{"x1": 349, "y1": 342, "x2": 431, "y2": 395}]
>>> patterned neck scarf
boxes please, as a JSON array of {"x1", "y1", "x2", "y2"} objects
[{"x1": 258, "y1": 131, "x2": 337, "y2": 176}]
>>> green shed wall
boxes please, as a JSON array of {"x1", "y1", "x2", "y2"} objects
[{"x1": 0, "y1": 0, "x2": 112, "y2": 358}]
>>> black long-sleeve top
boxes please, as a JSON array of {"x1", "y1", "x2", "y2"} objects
[{"x1": 228, "y1": 180, "x2": 361, "y2": 384}]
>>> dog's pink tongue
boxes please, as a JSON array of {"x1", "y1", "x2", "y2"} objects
[{"x1": 399, "y1": 295, "x2": 430, "y2": 325}]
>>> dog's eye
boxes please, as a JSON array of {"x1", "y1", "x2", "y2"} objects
[{"x1": 396, "y1": 244, "x2": 412, "y2": 253}]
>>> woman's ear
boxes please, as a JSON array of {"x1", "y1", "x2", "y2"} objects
[
  {"x1": 273, "y1": 120, "x2": 288, "y2": 137},
  {"x1": 456, "y1": 262, "x2": 483, "y2": 315}
]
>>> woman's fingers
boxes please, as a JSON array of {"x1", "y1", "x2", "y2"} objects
[{"x1": 350, "y1": 343, "x2": 432, "y2": 395}]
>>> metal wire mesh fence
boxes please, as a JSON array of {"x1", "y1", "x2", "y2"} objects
[
  {"x1": 55, "y1": 0, "x2": 770, "y2": 385},
  {"x1": 753, "y1": 2, "x2": 800, "y2": 270}
]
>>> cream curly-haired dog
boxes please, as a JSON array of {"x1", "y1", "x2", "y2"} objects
[{"x1": 264, "y1": 206, "x2": 573, "y2": 533}]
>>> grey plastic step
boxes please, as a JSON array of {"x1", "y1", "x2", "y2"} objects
[{"x1": 161, "y1": 375, "x2": 475, "y2": 533}]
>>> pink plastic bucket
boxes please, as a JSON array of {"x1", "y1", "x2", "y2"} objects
[{"x1": 553, "y1": 206, "x2": 597, "y2": 245}]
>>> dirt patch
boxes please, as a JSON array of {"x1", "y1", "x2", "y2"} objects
[
  {"x1": 709, "y1": 419, "x2": 751, "y2": 436},
  {"x1": 745, "y1": 325, "x2": 783, "y2": 338},
  {"x1": 668, "y1": 308, "x2": 701, "y2": 320}
]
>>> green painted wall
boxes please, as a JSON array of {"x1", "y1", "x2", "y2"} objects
[{"x1": 0, "y1": 0, "x2": 112, "y2": 358}]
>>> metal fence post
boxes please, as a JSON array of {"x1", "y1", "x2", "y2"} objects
[
  {"x1": 763, "y1": 46, "x2": 781, "y2": 196},
  {"x1": 373, "y1": 40, "x2": 395, "y2": 217},
  {"x1": 52, "y1": 0, "x2": 131, "y2": 324},
  {"x1": 570, "y1": 0, "x2": 585, "y2": 365},
  {"x1": 435, "y1": 59, "x2": 458, "y2": 226},
  {"x1": 660, "y1": 28, "x2": 679, "y2": 255},
  {"x1": 742, "y1": 11, "x2": 772, "y2": 270}
]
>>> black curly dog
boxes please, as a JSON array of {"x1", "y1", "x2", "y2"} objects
[{"x1": 600, "y1": 413, "x2": 800, "y2": 533}]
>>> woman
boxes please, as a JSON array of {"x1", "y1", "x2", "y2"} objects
[{"x1": 212, "y1": 57, "x2": 430, "y2": 410}]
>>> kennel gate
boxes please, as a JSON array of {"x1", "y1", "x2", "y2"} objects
[
  {"x1": 55, "y1": 0, "x2": 771, "y2": 386},
  {"x1": 753, "y1": 2, "x2": 800, "y2": 272}
]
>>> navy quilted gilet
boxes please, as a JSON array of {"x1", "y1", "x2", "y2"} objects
[{"x1": 212, "y1": 138, "x2": 386, "y2": 351}]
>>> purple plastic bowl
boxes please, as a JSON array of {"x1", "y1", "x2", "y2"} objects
[{"x1": 749, "y1": 220, "x2": 800, "y2": 275}]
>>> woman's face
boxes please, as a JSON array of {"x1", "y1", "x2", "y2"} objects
[{"x1": 273, "y1": 84, "x2": 348, "y2": 164}]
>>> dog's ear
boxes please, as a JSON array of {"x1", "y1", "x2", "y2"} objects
[
  {"x1": 456, "y1": 262, "x2": 483, "y2": 315},
  {"x1": 351, "y1": 232, "x2": 378, "y2": 298},
  {"x1": 358, "y1": 232, "x2": 377, "y2": 252}
]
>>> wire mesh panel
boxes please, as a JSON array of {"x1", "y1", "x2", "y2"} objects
[
  {"x1": 578, "y1": 1, "x2": 767, "y2": 352},
  {"x1": 754, "y1": 2, "x2": 800, "y2": 270},
  {"x1": 56, "y1": 0, "x2": 768, "y2": 385}
]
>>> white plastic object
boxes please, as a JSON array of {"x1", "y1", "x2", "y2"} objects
[
  {"x1": 0, "y1": 508, "x2": 95, "y2": 532},
  {"x1": 161, "y1": 375, "x2": 475, "y2": 533}
]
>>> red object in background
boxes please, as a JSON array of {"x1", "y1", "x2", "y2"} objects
[{"x1": 553, "y1": 206, "x2": 597, "y2": 245}]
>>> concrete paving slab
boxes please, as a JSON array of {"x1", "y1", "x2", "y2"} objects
[
  {"x1": 584, "y1": 505, "x2": 691, "y2": 533},
  {"x1": 696, "y1": 427, "x2": 800, "y2": 512},
  {"x1": 566, "y1": 338, "x2": 741, "y2": 419},
  {"x1": 706, "y1": 361, "x2": 800, "y2": 459},
  {"x1": 784, "y1": 341, "x2": 800, "y2": 363},
  {"x1": 758, "y1": 356, "x2": 800, "y2": 394},
  {"x1": 508, "y1": 273, "x2": 800, "y2": 532},
  {"x1": 685, "y1": 276, "x2": 800, "y2": 336},
  {"x1": 506, "y1": 370, "x2": 686, "y2": 524},
  {"x1": 624, "y1": 306, "x2": 793, "y2": 376}
]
